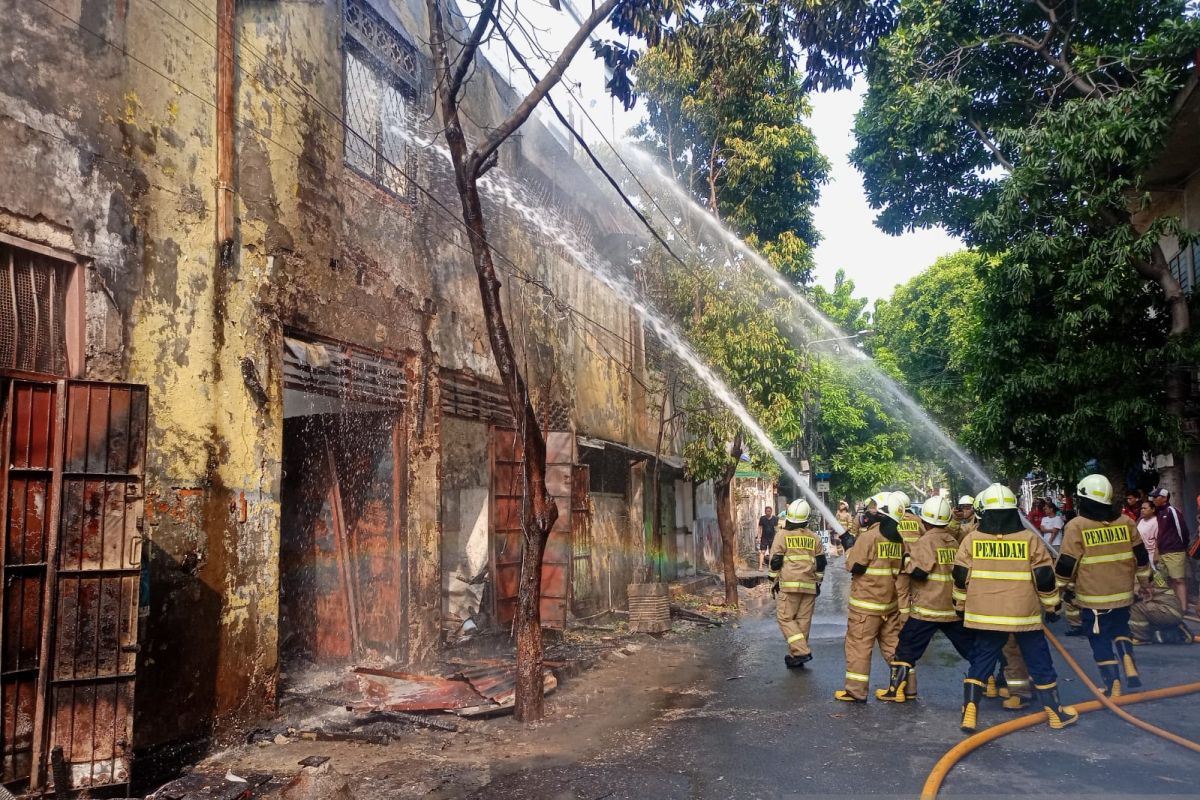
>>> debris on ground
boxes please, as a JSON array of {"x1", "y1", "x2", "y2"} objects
[{"x1": 670, "y1": 606, "x2": 723, "y2": 626}]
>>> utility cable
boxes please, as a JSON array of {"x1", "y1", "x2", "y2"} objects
[{"x1": 31, "y1": 0, "x2": 650, "y2": 372}]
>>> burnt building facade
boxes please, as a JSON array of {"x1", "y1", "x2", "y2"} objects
[{"x1": 1, "y1": 0, "x2": 691, "y2": 793}]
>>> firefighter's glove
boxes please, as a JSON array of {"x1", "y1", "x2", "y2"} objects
[
  {"x1": 771, "y1": 580, "x2": 780, "y2": 599},
  {"x1": 1062, "y1": 589, "x2": 1076, "y2": 605},
  {"x1": 838, "y1": 532, "x2": 856, "y2": 551},
  {"x1": 1044, "y1": 610, "x2": 1061, "y2": 623},
  {"x1": 815, "y1": 582, "x2": 821, "y2": 598}
]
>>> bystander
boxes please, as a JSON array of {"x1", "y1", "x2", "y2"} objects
[{"x1": 1151, "y1": 488, "x2": 1191, "y2": 613}]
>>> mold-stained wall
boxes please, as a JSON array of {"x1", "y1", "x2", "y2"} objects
[{"x1": 2, "y1": 0, "x2": 671, "y2": 773}]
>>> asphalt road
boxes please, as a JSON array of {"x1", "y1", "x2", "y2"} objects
[{"x1": 470, "y1": 560, "x2": 1200, "y2": 800}]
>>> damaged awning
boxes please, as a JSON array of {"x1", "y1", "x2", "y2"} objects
[{"x1": 577, "y1": 435, "x2": 684, "y2": 469}]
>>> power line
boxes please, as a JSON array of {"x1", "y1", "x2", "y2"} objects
[{"x1": 28, "y1": 0, "x2": 651, "y2": 380}]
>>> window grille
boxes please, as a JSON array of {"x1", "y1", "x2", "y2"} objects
[
  {"x1": 1169, "y1": 240, "x2": 1200, "y2": 296},
  {"x1": 343, "y1": 0, "x2": 420, "y2": 202},
  {"x1": 0, "y1": 243, "x2": 70, "y2": 375}
]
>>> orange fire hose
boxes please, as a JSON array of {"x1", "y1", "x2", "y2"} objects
[{"x1": 920, "y1": 629, "x2": 1200, "y2": 800}]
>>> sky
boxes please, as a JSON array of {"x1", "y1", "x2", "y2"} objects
[
  {"x1": 483, "y1": 6, "x2": 963, "y2": 306},
  {"x1": 806, "y1": 87, "x2": 962, "y2": 306}
]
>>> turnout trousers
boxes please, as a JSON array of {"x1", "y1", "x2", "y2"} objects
[
  {"x1": 1001, "y1": 635, "x2": 1032, "y2": 697},
  {"x1": 967, "y1": 629, "x2": 1057, "y2": 688},
  {"x1": 776, "y1": 592, "x2": 816, "y2": 657},
  {"x1": 1130, "y1": 598, "x2": 1182, "y2": 639},
  {"x1": 893, "y1": 617, "x2": 974, "y2": 664},
  {"x1": 843, "y1": 609, "x2": 900, "y2": 700},
  {"x1": 1080, "y1": 606, "x2": 1133, "y2": 664}
]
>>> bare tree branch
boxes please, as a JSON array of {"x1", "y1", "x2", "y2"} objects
[
  {"x1": 448, "y1": 0, "x2": 499, "y2": 100},
  {"x1": 467, "y1": 0, "x2": 621, "y2": 178},
  {"x1": 966, "y1": 116, "x2": 1013, "y2": 172}
]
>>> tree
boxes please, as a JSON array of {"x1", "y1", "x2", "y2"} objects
[
  {"x1": 424, "y1": 0, "x2": 641, "y2": 722},
  {"x1": 871, "y1": 251, "x2": 984, "y2": 443},
  {"x1": 632, "y1": 24, "x2": 828, "y2": 604},
  {"x1": 852, "y1": 0, "x2": 1200, "y2": 490}
]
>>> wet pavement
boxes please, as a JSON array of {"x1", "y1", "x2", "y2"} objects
[{"x1": 205, "y1": 559, "x2": 1200, "y2": 799}]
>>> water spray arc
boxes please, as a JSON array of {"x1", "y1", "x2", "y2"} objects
[
  {"x1": 622, "y1": 147, "x2": 992, "y2": 490},
  {"x1": 471, "y1": 165, "x2": 847, "y2": 534}
]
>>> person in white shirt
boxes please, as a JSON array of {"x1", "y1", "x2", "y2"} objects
[
  {"x1": 1039, "y1": 499, "x2": 1065, "y2": 547},
  {"x1": 1137, "y1": 500, "x2": 1160, "y2": 566}
]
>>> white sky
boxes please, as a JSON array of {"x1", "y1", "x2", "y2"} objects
[{"x1": 485, "y1": 7, "x2": 963, "y2": 306}]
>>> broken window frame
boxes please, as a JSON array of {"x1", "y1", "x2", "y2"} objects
[{"x1": 341, "y1": 0, "x2": 422, "y2": 204}]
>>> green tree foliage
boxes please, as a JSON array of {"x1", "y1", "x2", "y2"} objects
[
  {"x1": 872, "y1": 251, "x2": 983, "y2": 440},
  {"x1": 805, "y1": 270, "x2": 916, "y2": 502},
  {"x1": 851, "y1": 0, "x2": 1200, "y2": 485},
  {"x1": 632, "y1": 27, "x2": 828, "y2": 483},
  {"x1": 633, "y1": 26, "x2": 829, "y2": 280}
]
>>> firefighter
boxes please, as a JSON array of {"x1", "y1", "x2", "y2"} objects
[
  {"x1": 768, "y1": 498, "x2": 826, "y2": 668},
  {"x1": 950, "y1": 495, "x2": 978, "y2": 544},
  {"x1": 1055, "y1": 474, "x2": 1152, "y2": 697},
  {"x1": 877, "y1": 495, "x2": 974, "y2": 703},
  {"x1": 1131, "y1": 569, "x2": 1190, "y2": 644},
  {"x1": 836, "y1": 490, "x2": 906, "y2": 702},
  {"x1": 954, "y1": 483, "x2": 1076, "y2": 731},
  {"x1": 839, "y1": 491, "x2": 890, "y2": 552}
]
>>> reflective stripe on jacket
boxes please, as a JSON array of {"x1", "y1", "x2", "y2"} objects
[
  {"x1": 845, "y1": 524, "x2": 902, "y2": 615},
  {"x1": 1058, "y1": 515, "x2": 1147, "y2": 609},
  {"x1": 955, "y1": 528, "x2": 1056, "y2": 632},
  {"x1": 768, "y1": 526, "x2": 823, "y2": 595}
]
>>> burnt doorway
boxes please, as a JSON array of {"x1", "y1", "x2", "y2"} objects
[{"x1": 280, "y1": 337, "x2": 407, "y2": 680}]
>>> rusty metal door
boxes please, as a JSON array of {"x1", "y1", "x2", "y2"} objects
[
  {"x1": 489, "y1": 429, "x2": 571, "y2": 630},
  {"x1": 570, "y1": 465, "x2": 592, "y2": 615},
  {"x1": 0, "y1": 378, "x2": 146, "y2": 794},
  {"x1": 47, "y1": 381, "x2": 146, "y2": 792},
  {"x1": 0, "y1": 380, "x2": 61, "y2": 790}
]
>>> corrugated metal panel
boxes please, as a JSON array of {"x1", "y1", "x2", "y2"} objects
[{"x1": 283, "y1": 337, "x2": 407, "y2": 407}]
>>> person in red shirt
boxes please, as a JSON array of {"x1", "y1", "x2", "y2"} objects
[
  {"x1": 1121, "y1": 490, "x2": 1142, "y2": 522},
  {"x1": 1027, "y1": 499, "x2": 1045, "y2": 532}
]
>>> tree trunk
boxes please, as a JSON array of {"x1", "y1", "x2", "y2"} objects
[
  {"x1": 714, "y1": 433, "x2": 744, "y2": 606},
  {"x1": 1133, "y1": 239, "x2": 1190, "y2": 496},
  {"x1": 436, "y1": 86, "x2": 557, "y2": 720}
]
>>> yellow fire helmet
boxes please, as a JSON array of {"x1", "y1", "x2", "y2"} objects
[
  {"x1": 978, "y1": 483, "x2": 1018, "y2": 511},
  {"x1": 1077, "y1": 474, "x2": 1113, "y2": 505},
  {"x1": 921, "y1": 495, "x2": 954, "y2": 527},
  {"x1": 880, "y1": 490, "x2": 909, "y2": 522},
  {"x1": 787, "y1": 498, "x2": 811, "y2": 524}
]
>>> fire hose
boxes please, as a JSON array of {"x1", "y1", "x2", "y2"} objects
[{"x1": 919, "y1": 628, "x2": 1200, "y2": 800}]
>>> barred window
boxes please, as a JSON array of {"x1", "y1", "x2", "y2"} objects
[
  {"x1": 0, "y1": 243, "x2": 72, "y2": 375},
  {"x1": 343, "y1": 0, "x2": 420, "y2": 201}
]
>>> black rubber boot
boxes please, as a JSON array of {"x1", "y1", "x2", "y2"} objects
[
  {"x1": 1035, "y1": 685, "x2": 1079, "y2": 730},
  {"x1": 1097, "y1": 662, "x2": 1121, "y2": 698},
  {"x1": 960, "y1": 679, "x2": 983, "y2": 732},
  {"x1": 875, "y1": 662, "x2": 911, "y2": 703},
  {"x1": 1114, "y1": 637, "x2": 1142, "y2": 688}
]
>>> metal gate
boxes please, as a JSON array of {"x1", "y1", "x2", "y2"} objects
[
  {"x1": 0, "y1": 378, "x2": 146, "y2": 794},
  {"x1": 490, "y1": 428, "x2": 572, "y2": 629}
]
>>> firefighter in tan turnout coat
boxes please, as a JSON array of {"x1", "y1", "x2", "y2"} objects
[
  {"x1": 835, "y1": 491, "x2": 906, "y2": 702},
  {"x1": 876, "y1": 495, "x2": 974, "y2": 703},
  {"x1": 953, "y1": 483, "x2": 1077, "y2": 732},
  {"x1": 768, "y1": 499, "x2": 826, "y2": 669},
  {"x1": 1055, "y1": 474, "x2": 1152, "y2": 696}
]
